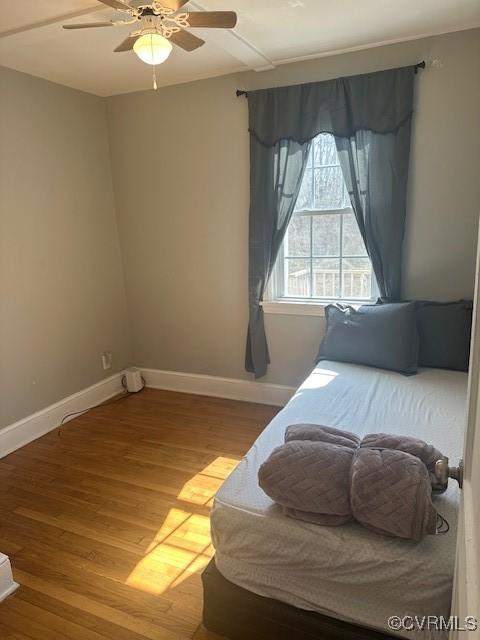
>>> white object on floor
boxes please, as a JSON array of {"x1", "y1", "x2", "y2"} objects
[
  {"x1": 0, "y1": 553, "x2": 18, "y2": 602},
  {"x1": 212, "y1": 360, "x2": 468, "y2": 640},
  {"x1": 124, "y1": 367, "x2": 144, "y2": 393}
]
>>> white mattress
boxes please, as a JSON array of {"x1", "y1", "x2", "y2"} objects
[{"x1": 211, "y1": 361, "x2": 467, "y2": 640}]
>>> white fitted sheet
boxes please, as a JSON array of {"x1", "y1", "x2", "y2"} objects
[{"x1": 211, "y1": 361, "x2": 467, "y2": 640}]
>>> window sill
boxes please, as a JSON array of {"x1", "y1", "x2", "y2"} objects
[
  {"x1": 261, "y1": 300, "x2": 326, "y2": 317},
  {"x1": 261, "y1": 299, "x2": 373, "y2": 316}
]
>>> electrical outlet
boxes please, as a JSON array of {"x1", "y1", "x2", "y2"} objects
[{"x1": 101, "y1": 352, "x2": 113, "y2": 370}]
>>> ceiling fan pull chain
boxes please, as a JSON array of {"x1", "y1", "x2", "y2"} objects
[{"x1": 150, "y1": 34, "x2": 158, "y2": 90}]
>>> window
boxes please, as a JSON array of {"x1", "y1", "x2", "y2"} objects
[{"x1": 270, "y1": 134, "x2": 376, "y2": 303}]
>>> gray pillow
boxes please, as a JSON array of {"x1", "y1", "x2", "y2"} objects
[
  {"x1": 317, "y1": 302, "x2": 418, "y2": 375},
  {"x1": 416, "y1": 300, "x2": 472, "y2": 371}
]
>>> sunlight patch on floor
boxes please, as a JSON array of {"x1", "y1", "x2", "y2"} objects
[
  {"x1": 176, "y1": 456, "x2": 240, "y2": 505},
  {"x1": 201, "y1": 456, "x2": 240, "y2": 479},
  {"x1": 126, "y1": 536, "x2": 213, "y2": 595},
  {"x1": 126, "y1": 456, "x2": 239, "y2": 595},
  {"x1": 144, "y1": 507, "x2": 193, "y2": 548}
]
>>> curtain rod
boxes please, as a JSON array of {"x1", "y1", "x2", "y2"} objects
[{"x1": 236, "y1": 61, "x2": 426, "y2": 97}]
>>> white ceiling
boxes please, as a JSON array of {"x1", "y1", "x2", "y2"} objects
[{"x1": 1, "y1": 0, "x2": 479, "y2": 96}]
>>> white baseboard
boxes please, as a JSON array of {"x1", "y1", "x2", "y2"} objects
[
  {"x1": 0, "y1": 372, "x2": 125, "y2": 459},
  {"x1": 0, "y1": 368, "x2": 295, "y2": 459},
  {"x1": 140, "y1": 368, "x2": 295, "y2": 407}
]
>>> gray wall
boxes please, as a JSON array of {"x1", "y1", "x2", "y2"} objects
[
  {"x1": 0, "y1": 67, "x2": 131, "y2": 428},
  {"x1": 107, "y1": 28, "x2": 480, "y2": 388},
  {"x1": 2, "y1": 27, "x2": 479, "y2": 430}
]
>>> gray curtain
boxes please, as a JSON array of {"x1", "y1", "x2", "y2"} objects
[
  {"x1": 245, "y1": 66, "x2": 416, "y2": 378},
  {"x1": 246, "y1": 138, "x2": 311, "y2": 378},
  {"x1": 334, "y1": 126, "x2": 412, "y2": 300}
]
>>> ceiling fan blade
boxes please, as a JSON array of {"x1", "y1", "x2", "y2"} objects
[
  {"x1": 97, "y1": 0, "x2": 132, "y2": 10},
  {"x1": 184, "y1": 12, "x2": 237, "y2": 29},
  {"x1": 157, "y1": 0, "x2": 190, "y2": 9},
  {"x1": 169, "y1": 29, "x2": 205, "y2": 52},
  {"x1": 114, "y1": 35, "x2": 138, "y2": 52},
  {"x1": 63, "y1": 22, "x2": 114, "y2": 29}
]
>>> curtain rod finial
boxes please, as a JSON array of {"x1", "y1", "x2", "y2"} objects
[
  {"x1": 414, "y1": 60, "x2": 426, "y2": 74},
  {"x1": 236, "y1": 89, "x2": 248, "y2": 97}
]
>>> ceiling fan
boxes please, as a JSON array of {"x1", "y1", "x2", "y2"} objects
[{"x1": 63, "y1": 0, "x2": 237, "y2": 66}]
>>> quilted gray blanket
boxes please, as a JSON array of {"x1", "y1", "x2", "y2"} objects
[{"x1": 258, "y1": 424, "x2": 448, "y2": 541}]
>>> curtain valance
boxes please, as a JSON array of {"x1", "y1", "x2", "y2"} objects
[{"x1": 248, "y1": 66, "x2": 415, "y2": 147}]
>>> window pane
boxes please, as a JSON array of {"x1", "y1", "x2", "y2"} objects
[
  {"x1": 342, "y1": 212, "x2": 367, "y2": 256},
  {"x1": 312, "y1": 214, "x2": 340, "y2": 256},
  {"x1": 342, "y1": 186, "x2": 351, "y2": 209},
  {"x1": 306, "y1": 144, "x2": 313, "y2": 169},
  {"x1": 314, "y1": 167, "x2": 345, "y2": 210},
  {"x1": 285, "y1": 259, "x2": 311, "y2": 297},
  {"x1": 313, "y1": 258, "x2": 340, "y2": 298},
  {"x1": 296, "y1": 168, "x2": 313, "y2": 210},
  {"x1": 314, "y1": 134, "x2": 338, "y2": 166},
  {"x1": 342, "y1": 257, "x2": 372, "y2": 299},
  {"x1": 286, "y1": 215, "x2": 310, "y2": 256}
]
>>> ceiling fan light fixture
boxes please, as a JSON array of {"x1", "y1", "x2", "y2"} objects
[{"x1": 133, "y1": 33, "x2": 172, "y2": 65}]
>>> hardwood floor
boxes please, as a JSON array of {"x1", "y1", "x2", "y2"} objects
[{"x1": 0, "y1": 388, "x2": 279, "y2": 639}]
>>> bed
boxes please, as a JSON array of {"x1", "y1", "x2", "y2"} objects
[{"x1": 206, "y1": 360, "x2": 467, "y2": 640}]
